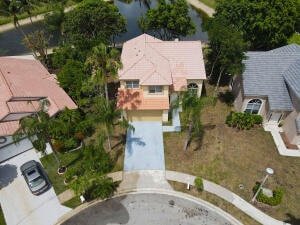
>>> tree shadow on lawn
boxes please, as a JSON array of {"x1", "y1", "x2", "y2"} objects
[
  {"x1": 285, "y1": 213, "x2": 300, "y2": 225},
  {"x1": 190, "y1": 123, "x2": 215, "y2": 151}
]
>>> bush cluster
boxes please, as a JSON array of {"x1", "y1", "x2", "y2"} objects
[
  {"x1": 252, "y1": 183, "x2": 283, "y2": 206},
  {"x1": 226, "y1": 111, "x2": 263, "y2": 129},
  {"x1": 194, "y1": 177, "x2": 204, "y2": 191}
]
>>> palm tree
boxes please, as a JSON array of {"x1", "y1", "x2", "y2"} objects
[
  {"x1": 85, "y1": 43, "x2": 122, "y2": 104},
  {"x1": 13, "y1": 110, "x2": 62, "y2": 168},
  {"x1": 93, "y1": 97, "x2": 134, "y2": 151},
  {"x1": 174, "y1": 92, "x2": 215, "y2": 150},
  {"x1": 13, "y1": 100, "x2": 65, "y2": 170},
  {"x1": 93, "y1": 97, "x2": 120, "y2": 151}
]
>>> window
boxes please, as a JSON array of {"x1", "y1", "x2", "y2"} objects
[
  {"x1": 187, "y1": 83, "x2": 198, "y2": 95},
  {"x1": 245, "y1": 99, "x2": 262, "y2": 114},
  {"x1": 126, "y1": 81, "x2": 139, "y2": 89},
  {"x1": 149, "y1": 86, "x2": 163, "y2": 93}
]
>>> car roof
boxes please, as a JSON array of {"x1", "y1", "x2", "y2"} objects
[{"x1": 20, "y1": 160, "x2": 38, "y2": 172}]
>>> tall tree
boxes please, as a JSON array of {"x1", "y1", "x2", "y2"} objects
[
  {"x1": 214, "y1": 0, "x2": 299, "y2": 50},
  {"x1": 138, "y1": 0, "x2": 196, "y2": 40},
  {"x1": 173, "y1": 92, "x2": 214, "y2": 150},
  {"x1": 204, "y1": 17, "x2": 249, "y2": 96},
  {"x1": 85, "y1": 43, "x2": 122, "y2": 103},
  {"x1": 13, "y1": 109, "x2": 62, "y2": 169},
  {"x1": 22, "y1": 30, "x2": 50, "y2": 64},
  {"x1": 57, "y1": 59, "x2": 88, "y2": 105},
  {"x1": 93, "y1": 97, "x2": 120, "y2": 151},
  {"x1": 62, "y1": 0, "x2": 126, "y2": 49}
]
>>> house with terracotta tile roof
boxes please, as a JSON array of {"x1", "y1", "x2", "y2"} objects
[
  {"x1": 232, "y1": 44, "x2": 300, "y2": 146},
  {"x1": 0, "y1": 55, "x2": 77, "y2": 161},
  {"x1": 117, "y1": 34, "x2": 207, "y2": 122}
]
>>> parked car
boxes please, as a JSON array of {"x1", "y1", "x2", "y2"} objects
[{"x1": 20, "y1": 160, "x2": 49, "y2": 195}]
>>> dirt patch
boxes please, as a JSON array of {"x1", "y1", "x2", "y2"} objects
[{"x1": 164, "y1": 83, "x2": 300, "y2": 223}]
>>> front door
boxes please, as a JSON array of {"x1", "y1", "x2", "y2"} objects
[{"x1": 268, "y1": 112, "x2": 282, "y2": 123}]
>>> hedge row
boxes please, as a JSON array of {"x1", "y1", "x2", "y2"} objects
[
  {"x1": 252, "y1": 183, "x2": 283, "y2": 206},
  {"x1": 226, "y1": 111, "x2": 263, "y2": 130}
]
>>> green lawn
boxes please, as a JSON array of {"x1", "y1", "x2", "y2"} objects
[
  {"x1": 198, "y1": 0, "x2": 216, "y2": 9},
  {"x1": 164, "y1": 82, "x2": 300, "y2": 223},
  {"x1": 288, "y1": 33, "x2": 300, "y2": 45},
  {"x1": 0, "y1": 206, "x2": 6, "y2": 225},
  {"x1": 62, "y1": 196, "x2": 82, "y2": 209},
  {"x1": 0, "y1": 1, "x2": 77, "y2": 25},
  {"x1": 40, "y1": 149, "x2": 84, "y2": 195}
]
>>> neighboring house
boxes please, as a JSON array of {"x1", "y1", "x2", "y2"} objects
[
  {"x1": 232, "y1": 44, "x2": 300, "y2": 146},
  {"x1": 116, "y1": 34, "x2": 206, "y2": 122},
  {"x1": 0, "y1": 55, "x2": 77, "y2": 162}
]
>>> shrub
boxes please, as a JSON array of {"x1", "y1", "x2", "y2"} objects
[
  {"x1": 252, "y1": 183, "x2": 283, "y2": 206},
  {"x1": 226, "y1": 111, "x2": 263, "y2": 130},
  {"x1": 194, "y1": 177, "x2": 204, "y2": 191},
  {"x1": 84, "y1": 177, "x2": 117, "y2": 200}
]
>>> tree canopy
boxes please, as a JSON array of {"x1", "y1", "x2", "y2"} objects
[
  {"x1": 62, "y1": 0, "x2": 126, "y2": 48},
  {"x1": 203, "y1": 16, "x2": 249, "y2": 94},
  {"x1": 214, "y1": 0, "x2": 299, "y2": 50},
  {"x1": 139, "y1": 0, "x2": 196, "y2": 40}
]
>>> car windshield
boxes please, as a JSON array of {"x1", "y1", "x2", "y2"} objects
[{"x1": 29, "y1": 176, "x2": 44, "y2": 188}]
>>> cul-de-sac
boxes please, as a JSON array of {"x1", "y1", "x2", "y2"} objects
[{"x1": 0, "y1": 0, "x2": 299, "y2": 224}]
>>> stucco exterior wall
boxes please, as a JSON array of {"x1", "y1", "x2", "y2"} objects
[
  {"x1": 240, "y1": 97, "x2": 268, "y2": 120},
  {"x1": 282, "y1": 111, "x2": 300, "y2": 145},
  {"x1": 232, "y1": 76, "x2": 244, "y2": 111},
  {"x1": 142, "y1": 85, "x2": 169, "y2": 98},
  {"x1": 288, "y1": 87, "x2": 300, "y2": 112},
  {"x1": 162, "y1": 110, "x2": 168, "y2": 122},
  {"x1": 126, "y1": 110, "x2": 163, "y2": 121}
]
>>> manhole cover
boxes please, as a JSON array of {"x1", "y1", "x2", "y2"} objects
[{"x1": 168, "y1": 200, "x2": 175, "y2": 207}]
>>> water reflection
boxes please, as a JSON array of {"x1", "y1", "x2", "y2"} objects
[{"x1": 0, "y1": 0, "x2": 207, "y2": 56}]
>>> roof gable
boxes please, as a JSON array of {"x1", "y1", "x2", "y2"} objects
[
  {"x1": 119, "y1": 34, "x2": 206, "y2": 86},
  {"x1": 242, "y1": 45, "x2": 300, "y2": 111}
]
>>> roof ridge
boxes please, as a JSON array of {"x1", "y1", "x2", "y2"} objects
[{"x1": 0, "y1": 67, "x2": 13, "y2": 99}]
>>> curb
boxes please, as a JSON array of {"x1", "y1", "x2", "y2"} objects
[{"x1": 55, "y1": 188, "x2": 243, "y2": 225}]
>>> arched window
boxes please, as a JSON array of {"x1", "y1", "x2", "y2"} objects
[
  {"x1": 245, "y1": 99, "x2": 262, "y2": 114},
  {"x1": 187, "y1": 83, "x2": 198, "y2": 95}
]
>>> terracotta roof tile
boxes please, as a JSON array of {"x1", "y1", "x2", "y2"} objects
[
  {"x1": 0, "y1": 56, "x2": 77, "y2": 135},
  {"x1": 118, "y1": 34, "x2": 206, "y2": 88},
  {"x1": 117, "y1": 88, "x2": 169, "y2": 110}
]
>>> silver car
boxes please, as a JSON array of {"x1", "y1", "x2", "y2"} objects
[{"x1": 20, "y1": 160, "x2": 49, "y2": 195}]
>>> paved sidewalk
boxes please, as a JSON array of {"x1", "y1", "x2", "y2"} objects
[
  {"x1": 264, "y1": 122, "x2": 300, "y2": 157},
  {"x1": 166, "y1": 170, "x2": 290, "y2": 225},
  {"x1": 186, "y1": 0, "x2": 215, "y2": 17},
  {"x1": 58, "y1": 170, "x2": 290, "y2": 225},
  {"x1": 0, "y1": 6, "x2": 75, "y2": 33},
  {"x1": 118, "y1": 170, "x2": 172, "y2": 192},
  {"x1": 163, "y1": 108, "x2": 182, "y2": 132}
]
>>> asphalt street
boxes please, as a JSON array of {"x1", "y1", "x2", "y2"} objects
[{"x1": 62, "y1": 193, "x2": 234, "y2": 225}]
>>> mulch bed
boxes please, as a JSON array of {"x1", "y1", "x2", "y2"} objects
[{"x1": 280, "y1": 132, "x2": 299, "y2": 150}]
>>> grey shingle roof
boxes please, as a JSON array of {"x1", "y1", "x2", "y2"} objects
[
  {"x1": 284, "y1": 59, "x2": 300, "y2": 100},
  {"x1": 242, "y1": 44, "x2": 300, "y2": 111}
]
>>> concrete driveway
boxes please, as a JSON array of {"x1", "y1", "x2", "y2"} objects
[
  {"x1": 124, "y1": 122, "x2": 165, "y2": 171},
  {"x1": 0, "y1": 149, "x2": 70, "y2": 225}
]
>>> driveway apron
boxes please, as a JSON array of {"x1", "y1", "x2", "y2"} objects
[{"x1": 124, "y1": 122, "x2": 165, "y2": 171}]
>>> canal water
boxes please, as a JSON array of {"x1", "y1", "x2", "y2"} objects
[{"x1": 0, "y1": 0, "x2": 208, "y2": 56}]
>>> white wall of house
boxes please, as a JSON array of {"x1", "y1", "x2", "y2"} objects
[
  {"x1": 283, "y1": 111, "x2": 300, "y2": 145},
  {"x1": 241, "y1": 97, "x2": 268, "y2": 119},
  {"x1": 162, "y1": 110, "x2": 168, "y2": 122}
]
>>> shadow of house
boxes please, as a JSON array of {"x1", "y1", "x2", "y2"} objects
[{"x1": 0, "y1": 164, "x2": 18, "y2": 189}]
